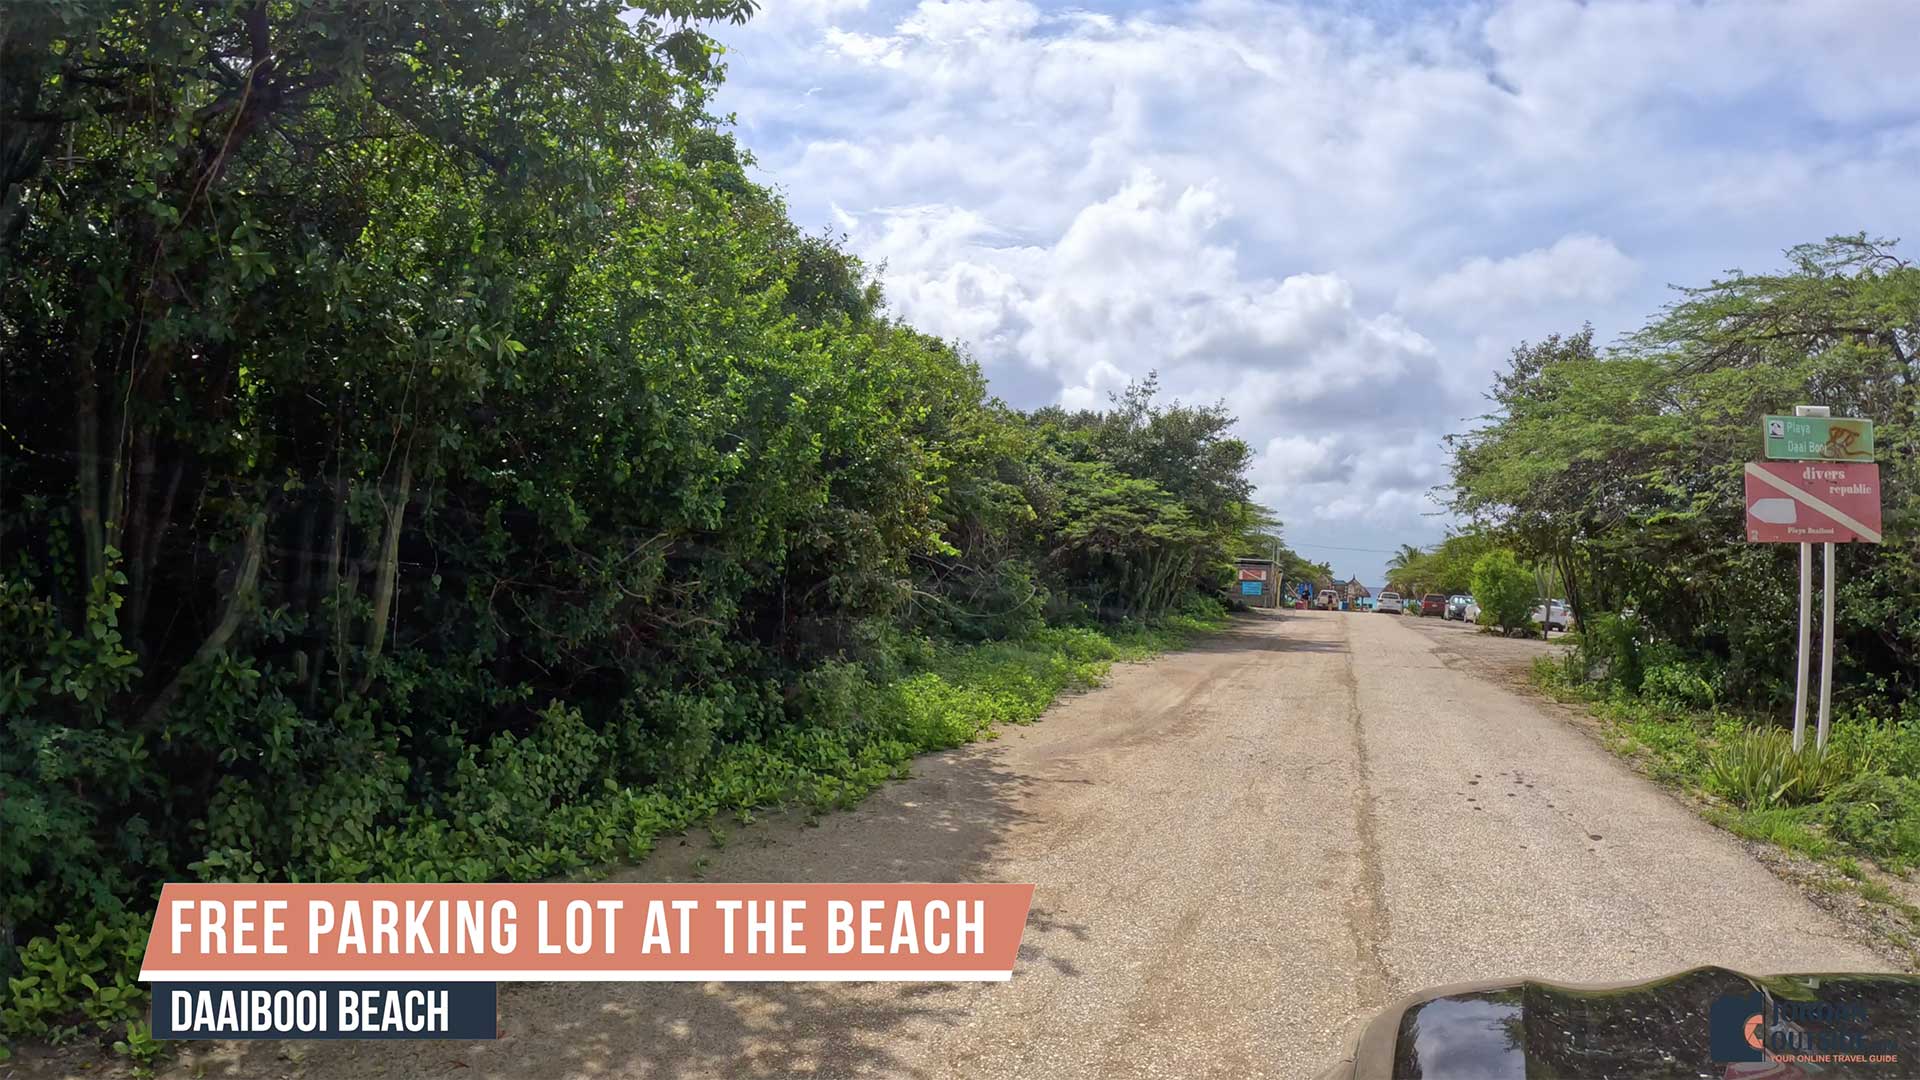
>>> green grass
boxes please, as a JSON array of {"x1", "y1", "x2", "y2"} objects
[
  {"x1": 1533, "y1": 657, "x2": 1920, "y2": 960},
  {"x1": 1543, "y1": 657, "x2": 1920, "y2": 968},
  {"x1": 1706, "y1": 805, "x2": 1834, "y2": 860}
]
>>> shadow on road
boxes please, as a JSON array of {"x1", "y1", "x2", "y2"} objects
[
  {"x1": 177, "y1": 749, "x2": 1064, "y2": 1079},
  {"x1": 1186, "y1": 612, "x2": 1348, "y2": 655}
]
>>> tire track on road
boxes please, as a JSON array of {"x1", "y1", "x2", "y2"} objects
[{"x1": 1335, "y1": 613, "x2": 1393, "y2": 1014}]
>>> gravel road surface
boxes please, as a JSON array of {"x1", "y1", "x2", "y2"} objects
[{"x1": 169, "y1": 609, "x2": 1888, "y2": 1079}]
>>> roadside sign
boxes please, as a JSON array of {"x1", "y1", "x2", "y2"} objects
[
  {"x1": 1764, "y1": 415, "x2": 1874, "y2": 461},
  {"x1": 1239, "y1": 580, "x2": 1263, "y2": 596},
  {"x1": 1237, "y1": 566, "x2": 1268, "y2": 581},
  {"x1": 1743, "y1": 462, "x2": 1882, "y2": 544}
]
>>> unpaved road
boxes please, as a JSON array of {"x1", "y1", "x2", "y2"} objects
[{"x1": 160, "y1": 610, "x2": 1886, "y2": 1079}]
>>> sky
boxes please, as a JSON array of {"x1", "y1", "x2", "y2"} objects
[{"x1": 704, "y1": 0, "x2": 1920, "y2": 585}]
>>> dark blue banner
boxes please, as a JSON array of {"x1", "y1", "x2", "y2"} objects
[{"x1": 151, "y1": 983, "x2": 496, "y2": 1040}]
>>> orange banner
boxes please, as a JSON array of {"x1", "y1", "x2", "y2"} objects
[{"x1": 139, "y1": 883, "x2": 1034, "y2": 982}]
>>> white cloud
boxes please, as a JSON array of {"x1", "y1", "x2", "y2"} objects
[
  {"x1": 1259, "y1": 435, "x2": 1351, "y2": 487},
  {"x1": 1397, "y1": 234, "x2": 1637, "y2": 320},
  {"x1": 711, "y1": 0, "x2": 1920, "y2": 579},
  {"x1": 855, "y1": 171, "x2": 1439, "y2": 420}
]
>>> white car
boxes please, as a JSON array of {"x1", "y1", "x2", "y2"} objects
[
  {"x1": 1375, "y1": 591, "x2": 1404, "y2": 614},
  {"x1": 1531, "y1": 600, "x2": 1574, "y2": 630}
]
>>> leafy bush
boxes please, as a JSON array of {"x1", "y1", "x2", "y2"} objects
[
  {"x1": 1815, "y1": 772, "x2": 1920, "y2": 871},
  {"x1": 1570, "y1": 612, "x2": 1646, "y2": 691},
  {"x1": 1706, "y1": 727, "x2": 1853, "y2": 810},
  {"x1": 1641, "y1": 661, "x2": 1722, "y2": 711},
  {"x1": 0, "y1": 913, "x2": 148, "y2": 1047},
  {"x1": 1470, "y1": 549, "x2": 1535, "y2": 635},
  {"x1": 1826, "y1": 705, "x2": 1920, "y2": 779}
]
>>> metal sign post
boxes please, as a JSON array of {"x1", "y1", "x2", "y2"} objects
[
  {"x1": 1794, "y1": 542, "x2": 1811, "y2": 750},
  {"x1": 1818, "y1": 541, "x2": 1836, "y2": 749}
]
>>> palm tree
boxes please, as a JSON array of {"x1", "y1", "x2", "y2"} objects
[{"x1": 1386, "y1": 543, "x2": 1428, "y2": 597}]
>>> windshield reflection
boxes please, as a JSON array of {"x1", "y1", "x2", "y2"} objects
[{"x1": 1391, "y1": 967, "x2": 1919, "y2": 1079}]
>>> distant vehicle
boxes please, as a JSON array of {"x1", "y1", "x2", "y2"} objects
[
  {"x1": 1532, "y1": 600, "x2": 1574, "y2": 630},
  {"x1": 1445, "y1": 594, "x2": 1473, "y2": 621},
  {"x1": 1317, "y1": 589, "x2": 1340, "y2": 610},
  {"x1": 1419, "y1": 594, "x2": 1446, "y2": 617},
  {"x1": 1375, "y1": 591, "x2": 1404, "y2": 614}
]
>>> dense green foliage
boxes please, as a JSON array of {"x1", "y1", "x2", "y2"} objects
[
  {"x1": 1468, "y1": 549, "x2": 1535, "y2": 635},
  {"x1": 0, "y1": 1, "x2": 1255, "y2": 1053}
]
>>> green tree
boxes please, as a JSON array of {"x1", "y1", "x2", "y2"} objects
[{"x1": 1448, "y1": 236, "x2": 1917, "y2": 705}]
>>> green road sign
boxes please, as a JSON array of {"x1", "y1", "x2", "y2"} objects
[{"x1": 1764, "y1": 415, "x2": 1874, "y2": 461}]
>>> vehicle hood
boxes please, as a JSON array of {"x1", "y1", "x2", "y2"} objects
[{"x1": 1321, "y1": 966, "x2": 1920, "y2": 1079}]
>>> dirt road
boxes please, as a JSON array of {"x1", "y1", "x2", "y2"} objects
[{"x1": 181, "y1": 610, "x2": 1887, "y2": 1079}]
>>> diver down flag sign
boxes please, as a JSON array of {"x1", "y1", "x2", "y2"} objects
[{"x1": 1744, "y1": 462, "x2": 1882, "y2": 544}]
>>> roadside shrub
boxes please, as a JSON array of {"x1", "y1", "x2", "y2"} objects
[
  {"x1": 1706, "y1": 727, "x2": 1851, "y2": 810},
  {"x1": 1641, "y1": 661, "x2": 1721, "y2": 711},
  {"x1": 1826, "y1": 705, "x2": 1920, "y2": 779},
  {"x1": 1572, "y1": 612, "x2": 1645, "y2": 691},
  {"x1": 1816, "y1": 772, "x2": 1920, "y2": 871},
  {"x1": 0, "y1": 912, "x2": 148, "y2": 1047},
  {"x1": 1469, "y1": 550, "x2": 1534, "y2": 635}
]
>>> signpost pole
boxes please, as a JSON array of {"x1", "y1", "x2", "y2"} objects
[
  {"x1": 1793, "y1": 542, "x2": 1811, "y2": 751},
  {"x1": 1818, "y1": 542, "x2": 1835, "y2": 751}
]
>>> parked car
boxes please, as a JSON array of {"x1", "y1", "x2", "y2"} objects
[
  {"x1": 1317, "y1": 589, "x2": 1340, "y2": 610},
  {"x1": 1445, "y1": 594, "x2": 1473, "y2": 621},
  {"x1": 1419, "y1": 593, "x2": 1447, "y2": 617},
  {"x1": 1531, "y1": 599, "x2": 1574, "y2": 630},
  {"x1": 1375, "y1": 591, "x2": 1404, "y2": 614}
]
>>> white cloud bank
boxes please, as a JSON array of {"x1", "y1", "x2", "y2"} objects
[{"x1": 712, "y1": 0, "x2": 1920, "y2": 580}]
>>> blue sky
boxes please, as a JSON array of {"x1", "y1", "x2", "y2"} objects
[{"x1": 705, "y1": 0, "x2": 1920, "y2": 583}]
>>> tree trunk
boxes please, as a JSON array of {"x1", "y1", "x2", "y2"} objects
[
  {"x1": 356, "y1": 452, "x2": 412, "y2": 694},
  {"x1": 308, "y1": 464, "x2": 349, "y2": 704},
  {"x1": 137, "y1": 510, "x2": 267, "y2": 727},
  {"x1": 72, "y1": 324, "x2": 105, "y2": 593}
]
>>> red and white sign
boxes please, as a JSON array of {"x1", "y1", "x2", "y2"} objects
[
  {"x1": 1237, "y1": 566, "x2": 1268, "y2": 581},
  {"x1": 139, "y1": 883, "x2": 1034, "y2": 983},
  {"x1": 1743, "y1": 462, "x2": 1882, "y2": 544}
]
